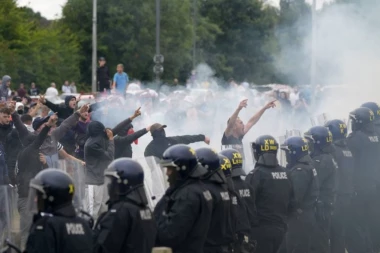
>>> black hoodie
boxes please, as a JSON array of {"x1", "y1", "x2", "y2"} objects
[{"x1": 84, "y1": 121, "x2": 115, "y2": 185}]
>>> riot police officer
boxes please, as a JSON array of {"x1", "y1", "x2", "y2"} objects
[
  {"x1": 26, "y1": 169, "x2": 93, "y2": 253},
  {"x1": 245, "y1": 135, "x2": 292, "y2": 253},
  {"x1": 154, "y1": 144, "x2": 213, "y2": 253},
  {"x1": 325, "y1": 119, "x2": 354, "y2": 253},
  {"x1": 345, "y1": 107, "x2": 380, "y2": 253},
  {"x1": 280, "y1": 136, "x2": 319, "y2": 253},
  {"x1": 196, "y1": 147, "x2": 235, "y2": 253},
  {"x1": 220, "y1": 149, "x2": 255, "y2": 252},
  {"x1": 304, "y1": 126, "x2": 337, "y2": 253},
  {"x1": 93, "y1": 158, "x2": 157, "y2": 253}
]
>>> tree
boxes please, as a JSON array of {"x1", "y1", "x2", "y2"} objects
[
  {"x1": 0, "y1": 0, "x2": 81, "y2": 91},
  {"x1": 199, "y1": 0, "x2": 280, "y2": 84}
]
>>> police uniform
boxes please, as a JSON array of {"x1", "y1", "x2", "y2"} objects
[
  {"x1": 245, "y1": 135, "x2": 292, "y2": 253},
  {"x1": 154, "y1": 144, "x2": 213, "y2": 253},
  {"x1": 93, "y1": 158, "x2": 157, "y2": 253},
  {"x1": 26, "y1": 205, "x2": 93, "y2": 253},
  {"x1": 196, "y1": 148, "x2": 235, "y2": 253},
  {"x1": 346, "y1": 121, "x2": 379, "y2": 252},
  {"x1": 286, "y1": 155, "x2": 319, "y2": 253},
  {"x1": 25, "y1": 169, "x2": 93, "y2": 253},
  {"x1": 330, "y1": 141, "x2": 354, "y2": 253}
]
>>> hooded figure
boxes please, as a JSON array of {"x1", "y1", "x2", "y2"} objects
[
  {"x1": 114, "y1": 123, "x2": 148, "y2": 159},
  {"x1": 42, "y1": 95, "x2": 76, "y2": 120},
  {"x1": 84, "y1": 121, "x2": 115, "y2": 185},
  {"x1": 84, "y1": 121, "x2": 115, "y2": 219},
  {"x1": 0, "y1": 75, "x2": 11, "y2": 101}
]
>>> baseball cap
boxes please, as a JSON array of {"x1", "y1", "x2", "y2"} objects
[
  {"x1": 99, "y1": 57, "x2": 106, "y2": 61},
  {"x1": 150, "y1": 123, "x2": 167, "y2": 133},
  {"x1": 32, "y1": 116, "x2": 50, "y2": 131}
]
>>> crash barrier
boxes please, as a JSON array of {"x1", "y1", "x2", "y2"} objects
[
  {"x1": 0, "y1": 185, "x2": 19, "y2": 252},
  {"x1": 136, "y1": 157, "x2": 168, "y2": 210}
]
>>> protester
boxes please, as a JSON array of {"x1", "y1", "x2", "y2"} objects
[
  {"x1": 28, "y1": 82, "x2": 40, "y2": 96},
  {"x1": 112, "y1": 63, "x2": 129, "y2": 94},
  {"x1": 17, "y1": 83, "x2": 27, "y2": 98},
  {"x1": 0, "y1": 75, "x2": 11, "y2": 101},
  {"x1": 45, "y1": 82, "x2": 59, "y2": 97},
  {"x1": 144, "y1": 123, "x2": 210, "y2": 159},
  {"x1": 70, "y1": 81, "x2": 77, "y2": 93},
  {"x1": 62, "y1": 80, "x2": 71, "y2": 94},
  {"x1": 97, "y1": 57, "x2": 110, "y2": 92}
]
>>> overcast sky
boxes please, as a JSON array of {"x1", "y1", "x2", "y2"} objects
[{"x1": 17, "y1": 0, "x2": 332, "y2": 20}]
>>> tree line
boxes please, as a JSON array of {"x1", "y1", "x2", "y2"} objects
[{"x1": 0, "y1": 0, "x2": 363, "y2": 91}]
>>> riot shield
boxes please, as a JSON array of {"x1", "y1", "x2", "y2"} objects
[
  {"x1": 58, "y1": 159, "x2": 86, "y2": 209},
  {"x1": 136, "y1": 157, "x2": 167, "y2": 210},
  {"x1": 285, "y1": 129, "x2": 302, "y2": 138},
  {"x1": 0, "y1": 185, "x2": 17, "y2": 252},
  {"x1": 278, "y1": 136, "x2": 287, "y2": 167},
  {"x1": 310, "y1": 113, "x2": 330, "y2": 127}
]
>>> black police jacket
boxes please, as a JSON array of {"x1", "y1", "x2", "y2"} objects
[
  {"x1": 245, "y1": 156, "x2": 292, "y2": 228},
  {"x1": 93, "y1": 200, "x2": 156, "y2": 253},
  {"x1": 332, "y1": 141, "x2": 354, "y2": 196},
  {"x1": 232, "y1": 177, "x2": 254, "y2": 236},
  {"x1": 25, "y1": 205, "x2": 93, "y2": 253},
  {"x1": 347, "y1": 129, "x2": 380, "y2": 193},
  {"x1": 154, "y1": 179, "x2": 213, "y2": 253},
  {"x1": 286, "y1": 155, "x2": 319, "y2": 213},
  {"x1": 202, "y1": 180, "x2": 235, "y2": 250},
  {"x1": 310, "y1": 150, "x2": 337, "y2": 205}
]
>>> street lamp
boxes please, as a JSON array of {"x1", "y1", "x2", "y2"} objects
[
  {"x1": 153, "y1": 0, "x2": 164, "y2": 82},
  {"x1": 91, "y1": 0, "x2": 97, "y2": 93},
  {"x1": 311, "y1": 0, "x2": 317, "y2": 87},
  {"x1": 192, "y1": 0, "x2": 197, "y2": 69}
]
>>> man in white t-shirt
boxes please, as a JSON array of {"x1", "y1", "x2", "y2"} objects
[
  {"x1": 45, "y1": 83, "x2": 59, "y2": 97},
  {"x1": 289, "y1": 86, "x2": 300, "y2": 107}
]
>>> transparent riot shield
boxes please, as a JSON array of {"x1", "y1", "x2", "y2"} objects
[
  {"x1": 310, "y1": 113, "x2": 330, "y2": 127},
  {"x1": 0, "y1": 185, "x2": 17, "y2": 252},
  {"x1": 58, "y1": 159, "x2": 86, "y2": 209},
  {"x1": 278, "y1": 135, "x2": 287, "y2": 167},
  {"x1": 136, "y1": 157, "x2": 167, "y2": 210}
]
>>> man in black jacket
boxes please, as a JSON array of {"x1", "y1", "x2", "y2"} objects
[
  {"x1": 97, "y1": 57, "x2": 110, "y2": 92},
  {"x1": 39, "y1": 94, "x2": 77, "y2": 154},
  {"x1": 84, "y1": 107, "x2": 141, "y2": 219},
  {"x1": 114, "y1": 123, "x2": 150, "y2": 159},
  {"x1": 144, "y1": 123, "x2": 210, "y2": 159},
  {"x1": 16, "y1": 115, "x2": 56, "y2": 251}
]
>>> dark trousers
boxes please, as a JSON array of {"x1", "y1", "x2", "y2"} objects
[
  {"x1": 251, "y1": 225, "x2": 285, "y2": 253},
  {"x1": 310, "y1": 213, "x2": 331, "y2": 253},
  {"x1": 286, "y1": 210, "x2": 316, "y2": 253},
  {"x1": 345, "y1": 193, "x2": 373, "y2": 253},
  {"x1": 330, "y1": 196, "x2": 351, "y2": 253}
]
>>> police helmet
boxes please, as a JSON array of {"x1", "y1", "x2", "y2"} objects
[
  {"x1": 281, "y1": 136, "x2": 309, "y2": 166},
  {"x1": 161, "y1": 144, "x2": 207, "y2": 180},
  {"x1": 349, "y1": 107, "x2": 375, "y2": 131},
  {"x1": 105, "y1": 158, "x2": 147, "y2": 204},
  {"x1": 251, "y1": 135, "x2": 279, "y2": 161},
  {"x1": 28, "y1": 169, "x2": 75, "y2": 213},
  {"x1": 304, "y1": 126, "x2": 332, "y2": 151},
  {"x1": 219, "y1": 154, "x2": 232, "y2": 177},
  {"x1": 196, "y1": 147, "x2": 227, "y2": 183},
  {"x1": 219, "y1": 148, "x2": 246, "y2": 177},
  {"x1": 361, "y1": 102, "x2": 380, "y2": 121},
  {"x1": 325, "y1": 119, "x2": 348, "y2": 141}
]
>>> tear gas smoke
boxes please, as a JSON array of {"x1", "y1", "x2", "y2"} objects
[{"x1": 92, "y1": 1, "x2": 380, "y2": 173}]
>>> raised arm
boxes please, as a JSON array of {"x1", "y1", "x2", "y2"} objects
[
  {"x1": 111, "y1": 107, "x2": 141, "y2": 136},
  {"x1": 225, "y1": 100, "x2": 247, "y2": 137},
  {"x1": 243, "y1": 100, "x2": 276, "y2": 135}
]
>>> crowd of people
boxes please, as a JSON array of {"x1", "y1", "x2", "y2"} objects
[{"x1": 0, "y1": 67, "x2": 378, "y2": 253}]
